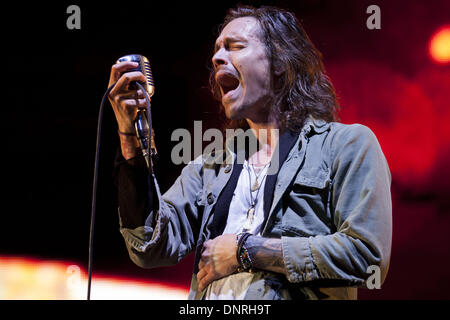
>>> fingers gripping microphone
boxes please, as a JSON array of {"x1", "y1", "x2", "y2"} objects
[
  {"x1": 117, "y1": 54, "x2": 157, "y2": 169},
  {"x1": 117, "y1": 54, "x2": 155, "y2": 96}
]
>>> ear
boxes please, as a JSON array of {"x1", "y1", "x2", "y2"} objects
[
  {"x1": 274, "y1": 69, "x2": 283, "y2": 77},
  {"x1": 272, "y1": 61, "x2": 284, "y2": 77}
]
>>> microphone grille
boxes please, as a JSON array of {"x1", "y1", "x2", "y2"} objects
[
  {"x1": 116, "y1": 54, "x2": 155, "y2": 97},
  {"x1": 143, "y1": 61, "x2": 154, "y2": 87}
]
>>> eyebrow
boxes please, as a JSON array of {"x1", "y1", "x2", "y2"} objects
[{"x1": 214, "y1": 35, "x2": 247, "y2": 52}]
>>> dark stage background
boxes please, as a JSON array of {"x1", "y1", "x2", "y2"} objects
[{"x1": 2, "y1": 0, "x2": 449, "y2": 299}]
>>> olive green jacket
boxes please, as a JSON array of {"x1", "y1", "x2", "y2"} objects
[{"x1": 118, "y1": 117, "x2": 392, "y2": 300}]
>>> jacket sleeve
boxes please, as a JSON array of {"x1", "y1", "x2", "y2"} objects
[
  {"x1": 116, "y1": 153, "x2": 204, "y2": 269},
  {"x1": 114, "y1": 150, "x2": 154, "y2": 230},
  {"x1": 282, "y1": 124, "x2": 392, "y2": 287}
]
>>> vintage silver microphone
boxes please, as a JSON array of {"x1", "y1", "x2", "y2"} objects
[{"x1": 116, "y1": 54, "x2": 157, "y2": 169}]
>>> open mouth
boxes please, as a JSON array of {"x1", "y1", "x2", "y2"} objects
[{"x1": 216, "y1": 71, "x2": 240, "y2": 97}]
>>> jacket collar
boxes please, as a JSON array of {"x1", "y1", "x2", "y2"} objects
[
  {"x1": 301, "y1": 116, "x2": 331, "y2": 136},
  {"x1": 218, "y1": 116, "x2": 331, "y2": 167}
]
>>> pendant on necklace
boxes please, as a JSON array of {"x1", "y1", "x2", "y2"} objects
[
  {"x1": 244, "y1": 205, "x2": 255, "y2": 231},
  {"x1": 251, "y1": 179, "x2": 259, "y2": 192},
  {"x1": 247, "y1": 205, "x2": 255, "y2": 219}
]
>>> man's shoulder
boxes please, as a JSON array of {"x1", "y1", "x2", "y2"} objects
[
  {"x1": 306, "y1": 118, "x2": 379, "y2": 154},
  {"x1": 328, "y1": 121, "x2": 374, "y2": 136},
  {"x1": 307, "y1": 117, "x2": 375, "y2": 138},
  {"x1": 327, "y1": 121, "x2": 379, "y2": 147},
  {"x1": 324, "y1": 121, "x2": 386, "y2": 170}
]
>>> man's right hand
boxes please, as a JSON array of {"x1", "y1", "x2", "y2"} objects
[{"x1": 108, "y1": 61, "x2": 149, "y2": 159}]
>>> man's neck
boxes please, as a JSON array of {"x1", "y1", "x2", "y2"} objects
[{"x1": 246, "y1": 116, "x2": 281, "y2": 166}]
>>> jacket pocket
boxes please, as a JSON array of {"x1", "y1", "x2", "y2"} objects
[{"x1": 281, "y1": 168, "x2": 332, "y2": 236}]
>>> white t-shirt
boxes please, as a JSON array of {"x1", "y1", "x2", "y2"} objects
[{"x1": 204, "y1": 160, "x2": 269, "y2": 300}]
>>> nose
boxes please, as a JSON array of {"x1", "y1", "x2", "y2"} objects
[{"x1": 212, "y1": 47, "x2": 228, "y2": 70}]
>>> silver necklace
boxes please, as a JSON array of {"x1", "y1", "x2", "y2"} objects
[
  {"x1": 243, "y1": 161, "x2": 269, "y2": 231},
  {"x1": 250, "y1": 163, "x2": 268, "y2": 191}
]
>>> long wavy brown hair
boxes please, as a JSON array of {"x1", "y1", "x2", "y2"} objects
[{"x1": 209, "y1": 5, "x2": 340, "y2": 132}]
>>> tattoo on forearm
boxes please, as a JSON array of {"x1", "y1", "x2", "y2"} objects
[{"x1": 246, "y1": 236, "x2": 287, "y2": 275}]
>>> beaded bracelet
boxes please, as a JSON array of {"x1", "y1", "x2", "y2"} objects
[{"x1": 236, "y1": 232, "x2": 253, "y2": 272}]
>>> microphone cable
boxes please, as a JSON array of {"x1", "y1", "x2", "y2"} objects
[
  {"x1": 88, "y1": 81, "x2": 153, "y2": 300},
  {"x1": 88, "y1": 83, "x2": 115, "y2": 300}
]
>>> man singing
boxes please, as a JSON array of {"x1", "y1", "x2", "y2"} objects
[{"x1": 108, "y1": 5, "x2": 392, "y2": 300}]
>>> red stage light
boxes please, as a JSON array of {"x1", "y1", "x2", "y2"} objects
[{"x1": 429, "y1": 26, "x2": 450, "y2": 64}]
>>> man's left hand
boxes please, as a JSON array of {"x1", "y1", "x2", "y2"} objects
[{"x1": 197, "y1": 234, "x2": 239, "y2": 292}]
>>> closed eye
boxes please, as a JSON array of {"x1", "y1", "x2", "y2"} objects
[
  {"x1": 214, "y1": 36, "x2": 247, "y2": 53},
  {"x1": 228, "y1": 44, "x2": 245, "y2": 50}
]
